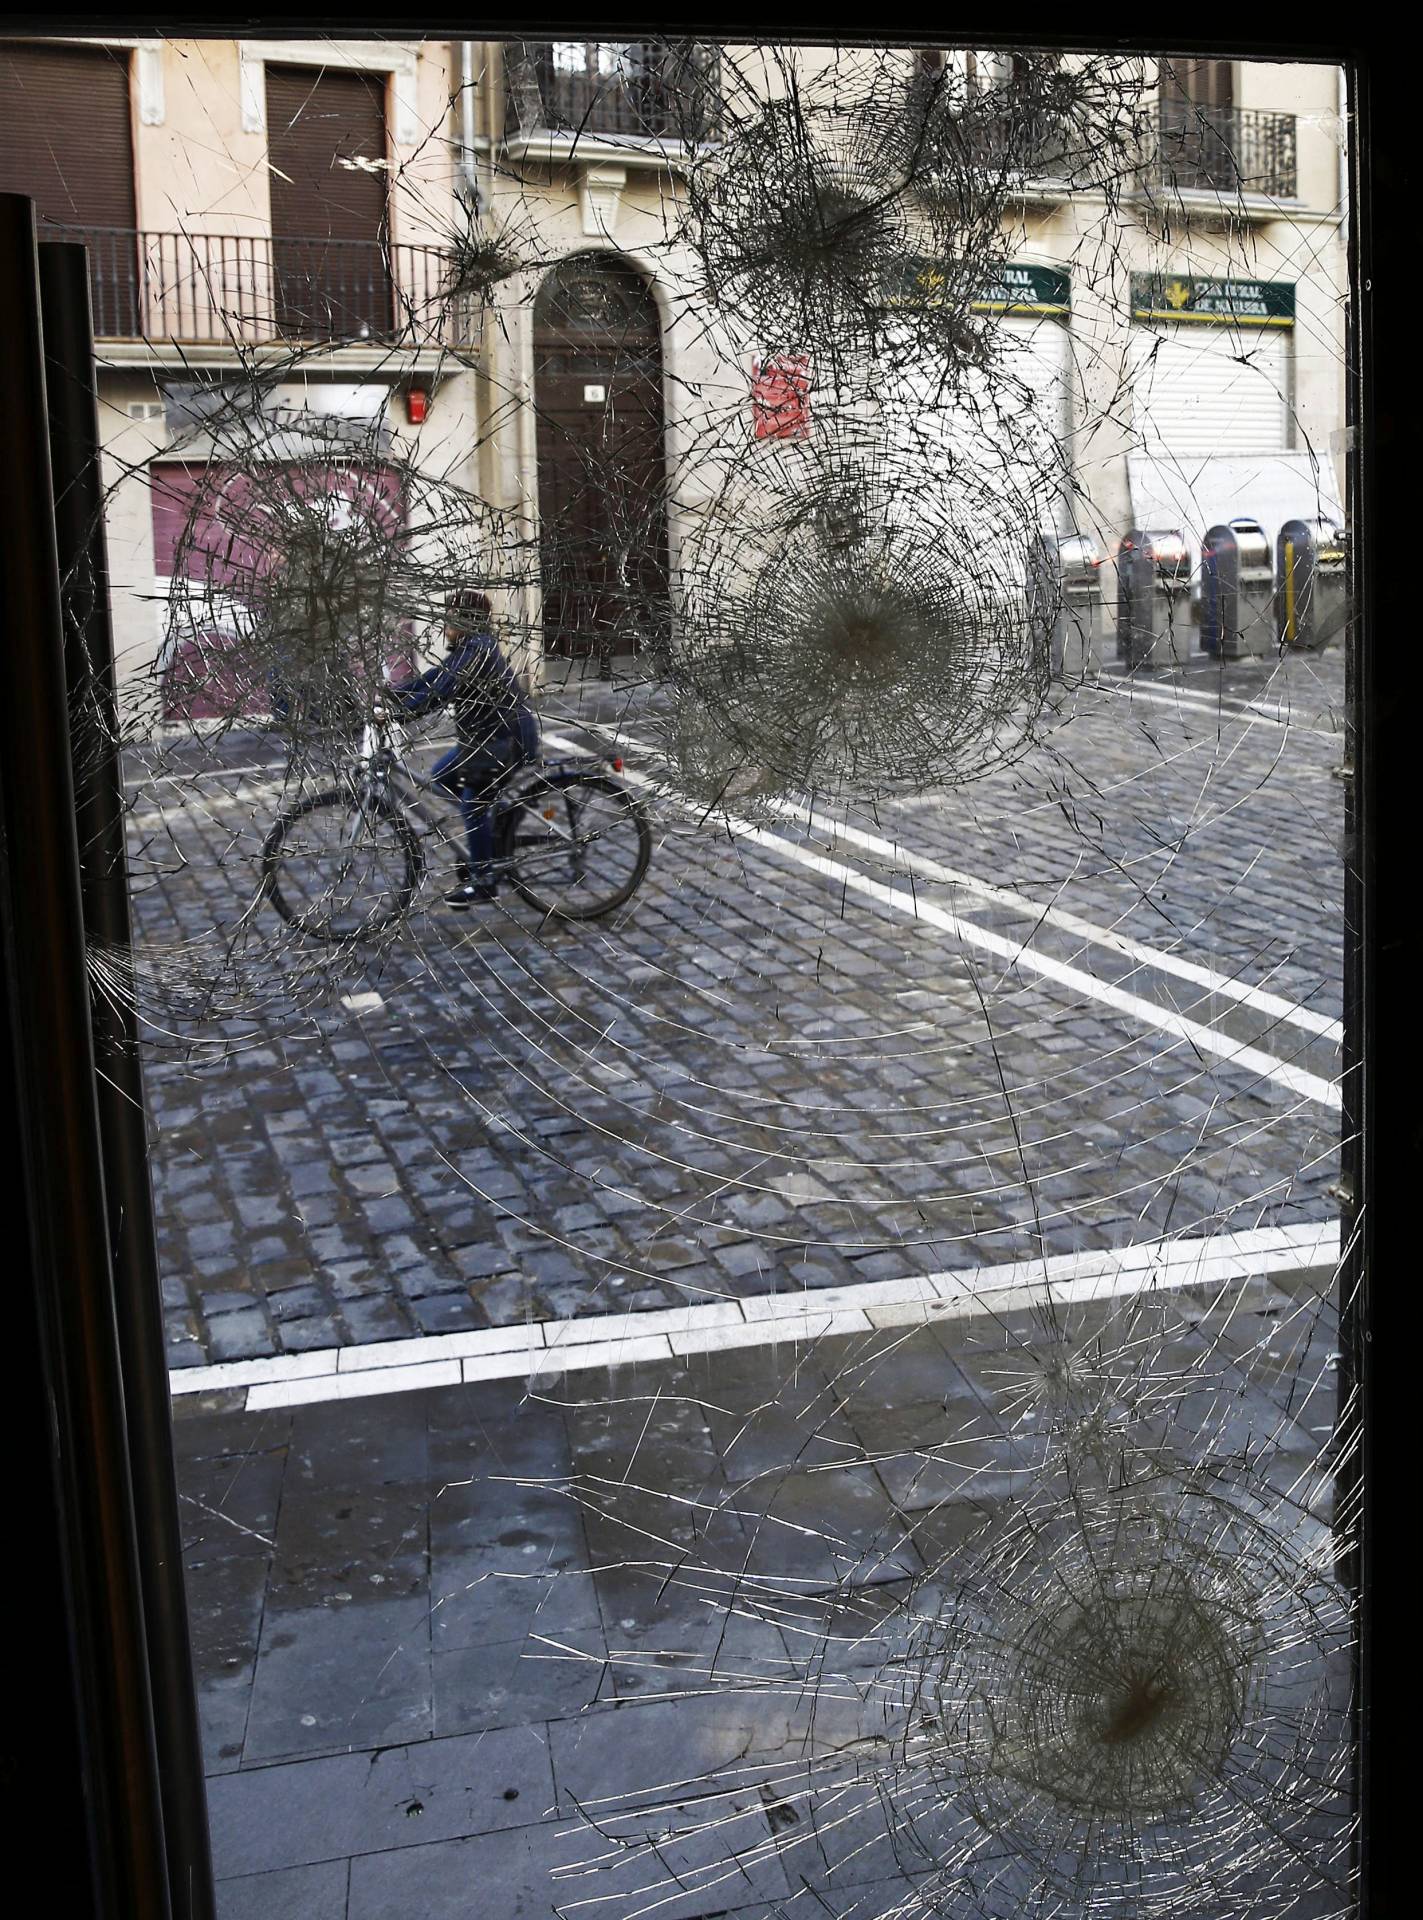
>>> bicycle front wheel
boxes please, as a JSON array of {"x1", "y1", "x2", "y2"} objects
[
  {"x1": 504, "y1": 771, "x2": 651, "y2": 920},
  {"x1": 262, "y1": 788, "x2": 423, "y2": 942}
]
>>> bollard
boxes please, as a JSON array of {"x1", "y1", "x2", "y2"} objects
[
  {"x1": 1115, "y1": 527, "x2": 1190, "y2": 669},
  {"x1": 1277, "y1": 518, "x2": 1349, "y2": 652},
  {"x1": 1029, "y1": 532, "x2": 1105, "y2": 685},
  {"x1": 1201, "y1": 518, "x2": 1274, "y2": 659}
]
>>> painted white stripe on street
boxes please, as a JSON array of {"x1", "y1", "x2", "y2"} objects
[
  {"x1": 170, "y1": 1220, "x2": 1339, "y2": 1411},
  {"x1": 550, "y1": 723, "x2": 1341, "y2": 1046},
  {"x1": 1097, "y1": 677, "x2": 1340, "y2": 740},
  {"x1": 728, "y1": 822, "x2": 1339, "y2": 1106},
  {"x1": 761, "y1": 796, "x2": 1339, "y2": 1042},
  {"x1": 545, "y1": 734, "x2": 1338, "y2": 1112}
]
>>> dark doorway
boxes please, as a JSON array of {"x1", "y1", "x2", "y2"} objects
[
  {"x1": 533, "y1": 253, "x2": 670, "y2": 668},
  {"x1": 266, "y1": 64, "x2": 391, "y2": 341}
]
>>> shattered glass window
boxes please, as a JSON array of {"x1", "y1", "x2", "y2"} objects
[{"x1": 8, "y1": 29, "x2": 1359, "y2": 1918}]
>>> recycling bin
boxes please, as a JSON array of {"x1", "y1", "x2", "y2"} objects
[
  {"x1": 1276, "y1": 518, "x2": 1349, "y2": 652},
  {"x1": 1028, "y1": 532, "x2": 1105, "y2": 684},
  {"x1": 1201, "y1": 519, "x2": 1274, "y2": 659},
  {"x1": 1115, "y1": 527, "x2": 1191, "y2": 669}
]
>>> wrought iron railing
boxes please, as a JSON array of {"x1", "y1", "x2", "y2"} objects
[
  {"x1": 38, "y1": 225, "x2": 477, "y2": 348},
  {"x1": 504, "y1": 40, "x2": 719, "y2": 143},
  {"x1": 965, "y1": 109, "x2": 1077, "y2": 180},
  {"x1": 1153, "y1": 100, "x2": 1298, "y2": 199},
  {"x1": 903, "y1": 69, "x2": 1077, "y2": 185}
]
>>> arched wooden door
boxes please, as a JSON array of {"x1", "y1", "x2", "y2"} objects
[{"x1": 533, "y1": 254, "x2": 670, "y2": 666}]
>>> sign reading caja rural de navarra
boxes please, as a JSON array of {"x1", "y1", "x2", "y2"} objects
[
  {"x1": 1131, "y1": 274, "x2": 1295, "y2": 327},
  {"x1": 881, "y1": 262, "x2": 1070, "y2": 315}
]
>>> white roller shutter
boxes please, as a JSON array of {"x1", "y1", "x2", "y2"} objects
[
  {"x1": 882, "y1": 313, "x2": 1073, "y2": 536},
  {"x1": 996, "y1": 313, "x2": 1072, "y2": 463},
  {"x1": 1129, "y1": 324, "x2": 1290, "y2": 456}
]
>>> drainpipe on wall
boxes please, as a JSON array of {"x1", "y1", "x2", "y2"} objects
[
  {"x1": 1337, "y1": 64, "x2": 1349, "y2": 226},
  {"x1": 1337, "y1": 63, "x2": 1351, "y2": 521},
  {"x1": 459, "y1": 40, "x2": 540, "y2": 679},
  {"x1": 459, "y1": 40, "x2": 479, "y2": 212}
]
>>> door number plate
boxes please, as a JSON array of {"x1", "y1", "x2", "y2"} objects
[{"x1": 583, "y1": 384, "x2": 607, "y2": 404}]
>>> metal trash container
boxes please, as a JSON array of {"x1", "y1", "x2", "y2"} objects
[
  {"x1": 1115, "y1": 527, "x2": 1191, "y2": 668},
  {"x1": 1276, "y1": 518, "x2": 1349, "y2": 652},
  {"x1": 1201, "y1": 518, "x2": 1274, "y2": 659},
  {"x1": 1029, "y1": 532, "x2": 1105, "y2": 684}
]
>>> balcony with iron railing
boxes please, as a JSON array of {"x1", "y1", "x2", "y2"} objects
[
  {"x1": 1151, "y1": 99, "x2": 1298, "y2": 201},
  {"x1": 962, "y1": 109, "x2": 1080, "y2": 185},
  {"x1": 902, "y1": 68, "x2": 1082, "y2": 198},
  {"x1": 40, "y1": 226, "x2": 479, "y2": 353},
  {"x1": 503, "y1": 40, "x2": 719, "y2": 149}
]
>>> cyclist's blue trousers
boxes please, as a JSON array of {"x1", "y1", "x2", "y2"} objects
[{"x1": 432, "y1": 719, "x2": 537, "y2": 879}]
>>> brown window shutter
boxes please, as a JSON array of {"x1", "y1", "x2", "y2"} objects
[
  {"x1": 265, "y1": 64, "x2": 391, "y2": 341},
  {"x1": 265, "y1": 65, "x2": 388, "y2": 245},
  {"x1": 0, "y1": 40, "x2": 136, "y2": 229},
  {"x1": 0, "y1": 41, "x2": 139, "y2": 333},
  {"x1": 1162, "y1": 59, "x2": 1236, "y2": 110}
]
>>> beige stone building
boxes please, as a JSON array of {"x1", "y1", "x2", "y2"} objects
[{"x1": 0, "y1": 34, "x2": 1349, "y2": 708}]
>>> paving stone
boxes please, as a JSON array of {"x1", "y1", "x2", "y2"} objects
[
  {"x1": 180, "y1": 1449, "x2": 285, "y2": 1559},
  {"x1": 207, "y1": 1724, "x2": 556, "y2": 1877},
  {"x1": 244, "y1": 1594, "x2": 432, "y2": 1763},
  {"x1": 349, "y1": 1797, "x2": 792, "y2": 1919},
  {"x1": 264, "y1": 1283, "x2": 328, "y2": 1319},
  {"x1": 216, "y1": 1861, "x2": 348, "y2": 1920},
  {"x1": 206, "y1": 1308, "x2": 275, "y2": 1361},
  {"x1": 468, "y1": 1274, "x2": 544, "y2": 1325},
  {"x1": 326, "y1": 1260, "x2": 385, "y2": 1300},
  {"x1": 409, "y1": 1292, "x2": 487, "y2": 1334},
  {"x1": 341, "y1": 1296, "x2": 416, "y2": 1343},
  {"x1": 450, "y1": 1241, "x2": 515, "y2": 1280},
  {"x1": 432, "y1": 1634, "x2": 607, "y2": 1737},
  {"x1": 185, "y1": 1551, "x2": 269, "y2": 1774},
  {"x1": 276, "y1": 1316, "x2": 341, "y2": 1352}
]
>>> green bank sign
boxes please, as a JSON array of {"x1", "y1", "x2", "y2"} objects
[
  {"x1": 1131, "y1": 274, "x2": 1295, "y2": 327},
  {"x1": 883, "y1": 261, "x2": 1070, "y2": 315}
]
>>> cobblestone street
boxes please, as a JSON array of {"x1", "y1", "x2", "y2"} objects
[{"x1": 134, "y1": 648, "x2": 1347, "y2": 1368}]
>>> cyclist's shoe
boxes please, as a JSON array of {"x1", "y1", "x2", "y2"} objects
[{"x1": 444, "y1": 880, "x2": 498, "y2": 909}]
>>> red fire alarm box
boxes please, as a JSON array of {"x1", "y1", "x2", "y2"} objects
[
  {"x1": 405, "y1": 386, "x2": 429, "y2": 426},
  {"x1": 751, "y1": 354, "x2": 811, "y2": 440}
]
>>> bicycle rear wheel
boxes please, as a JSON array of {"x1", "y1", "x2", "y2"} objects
[
  {"x1": 262, "y1": 788, "x2": 422, "y2": 942},
  {"x1": 504, "y1": 771, "x2": 651, "y2": 920}
]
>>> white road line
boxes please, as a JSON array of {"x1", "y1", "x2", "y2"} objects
[
  {"x1": 1096, "y1": 677, "x2": 1341, "y2": 740},
  {"x1": 169, "y1": 1220, "x2": 1339, "y2": 1412},
  {"x1": 552, "y1": 723, "x2": 1341, "y2": 1046},
  {"x1": 545, "y1": 731, "x2": 1339, "y2": 1110},
  {"x1": 729, "y1": 824, "x2": 1340, "y2": 1106},
  {"x1": 762, "y1": 797, "x2": 1339, "y2": 1042}
]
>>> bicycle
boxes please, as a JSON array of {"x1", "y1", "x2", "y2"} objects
[{"x1": 260, "y1": 707, "x2": 652, "y2": 942}]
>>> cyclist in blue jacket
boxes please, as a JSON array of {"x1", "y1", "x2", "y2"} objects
[{"x1": 389, "y1": 590, "x2": 540, "y2": 907}]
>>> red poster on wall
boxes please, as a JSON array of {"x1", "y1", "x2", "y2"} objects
[{"x1": 751, "y1": 354, "x2": 812, "y2": 440}]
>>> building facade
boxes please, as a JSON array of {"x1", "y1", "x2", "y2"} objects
[{"x1": 0, "y1": 35, "x2": 1350, "y2": 707}]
